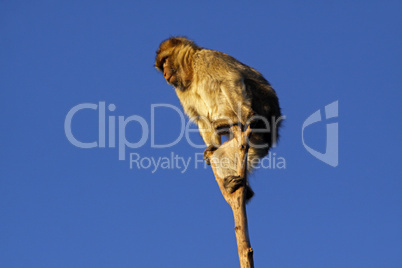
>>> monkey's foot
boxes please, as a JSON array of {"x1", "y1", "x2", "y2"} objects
[
  {"x1": 223, "y1": 175, "x2": 244, "y2": 194},
  {"x1": 223, "y1": 176, "x2": 254, "y2": 201},
  {"x1": 203, "y1": 145, "x2": 218, "y2": 165}
]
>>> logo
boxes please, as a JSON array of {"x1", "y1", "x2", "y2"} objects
[
  {"x1": 302, "y1": 101, "x2": 339, "y2": 167},
  {"x1": 63, "y1": 101, "x2": 287, "y2": 172}
]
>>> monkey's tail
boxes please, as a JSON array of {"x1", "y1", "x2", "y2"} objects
[
  {"x1": 247, "y1": 134, "x2": 270, "y2": 173},
  {"x1": 244, "y1": 134, "x2": 271, "y2": 201}
]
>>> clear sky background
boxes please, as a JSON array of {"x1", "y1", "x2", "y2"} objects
[{"x1": 1, "y1": 1, "x2": 401, "y2": 267}]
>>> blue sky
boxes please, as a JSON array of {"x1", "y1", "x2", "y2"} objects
[{"x1": 1, "y1": 1, "x2": 401, "y2": 267}]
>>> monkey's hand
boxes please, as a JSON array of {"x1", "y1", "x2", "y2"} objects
[
  {"x1": 212, "y1": 119, "x2": 238, "y2": 135},
  {"x1": 203, "y1": 145, "x2": 218, "y2": 165},
  {"x1": 212, "y1": 115, "x2": 258, "y2": 133}
]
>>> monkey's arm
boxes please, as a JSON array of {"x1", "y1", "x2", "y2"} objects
[{"x1": 197, "y1": 119, "x2": 222, "y2": 165}]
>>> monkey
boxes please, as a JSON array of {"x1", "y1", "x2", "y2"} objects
[{"x1": 155, "y1": 37, "x2": 282, "y2": 200}]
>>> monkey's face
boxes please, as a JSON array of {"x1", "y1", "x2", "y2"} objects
[
  {"x1": 156, "y1": 53, "x2": 178, "y2": 86},
  {"x1": 162, "y1": 58, "x2": 178, "y2": 85},
  {"x1": 155, "y1": 37, "x2": 197, "y2": 90},
  {"x1": 155, "y1": 42, "x2": 180, "y2": 87}
]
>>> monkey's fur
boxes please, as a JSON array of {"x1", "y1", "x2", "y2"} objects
[{"x1": 155, "y1": 37, "x2": 282, "y2": 200}]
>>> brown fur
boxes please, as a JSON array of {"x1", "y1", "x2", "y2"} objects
[{"x1": 155, "y1": 37, "x2": 282, "y2": 200}]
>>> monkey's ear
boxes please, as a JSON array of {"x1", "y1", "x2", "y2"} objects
[
  {"x1": 169, "y1": 37, "x2": 183, "y2": 46},
  {"x1": 168, "y1": 36, "x2": 198, "y2": 48}
]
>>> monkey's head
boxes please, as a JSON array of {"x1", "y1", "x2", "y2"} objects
[{"x1": 155, "y1": 37, "x2": 200, "y2": 90}]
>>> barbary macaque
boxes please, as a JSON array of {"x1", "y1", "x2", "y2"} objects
[{"x1": 155, "y1": 37, "x2": 282, "y2": 200}]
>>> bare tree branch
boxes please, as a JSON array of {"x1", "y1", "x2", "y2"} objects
[{"x1": 206, "y1": 124, "x2": 254, "y2": 268}]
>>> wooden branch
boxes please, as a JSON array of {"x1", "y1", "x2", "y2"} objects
[{"x1": 206, "y1": 124, "x2": 254, "y2": 268}]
